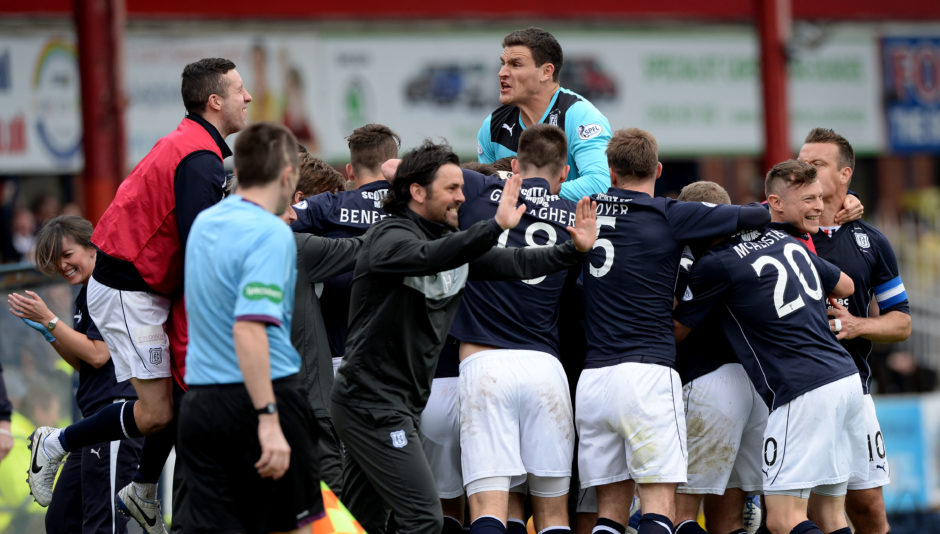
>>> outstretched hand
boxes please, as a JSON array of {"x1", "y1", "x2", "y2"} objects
[
  {"x1": 494, "y1": 173, "x2": 527, "y2": 230},
  {"x1": 567, "y1": 197, "x2": 598, "y2": 252}
]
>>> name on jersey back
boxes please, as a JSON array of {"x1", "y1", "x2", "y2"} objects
[{"x1": 731, "y1": 228, "x2": 789, "y2": 259}]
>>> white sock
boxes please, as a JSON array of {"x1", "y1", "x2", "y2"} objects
[{"x1": 43, "y1": 428, "x2": 66, "y2": 458}]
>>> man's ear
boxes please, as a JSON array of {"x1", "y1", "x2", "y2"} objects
[
  {"x1": 409, "y1": 182, "x2": 427, "y2": 205},
  {"x1": 559, "y1": 164, "x2": 570, "y2": 184},
  {"x1": 541, "y1": 62, "x2": 555, "y2": 83},
  {"x1": 293, "y1": 191, "x2": 305, "y2": 204},
  {"x1": 767, "y1": 193, "x2": 783, "y2": 212},
  {"x1": 840, "y1": 165, "x2": 853, "y2": 187},
  {"x1": 655, "y1": 162, "x2": 663, "y2": 179},
  {"x1": 346, "y1": 163, "x2": 355, "y2": 182},
  {"x1": 207, "y1": 93, "x2": 223, "y2": 113}
]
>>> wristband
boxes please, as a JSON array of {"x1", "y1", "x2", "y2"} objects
[{"x1": 22, "y1": 318, "x2": 57, "y2": 343}]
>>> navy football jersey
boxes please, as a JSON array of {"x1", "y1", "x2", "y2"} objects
[
  {"x1": 582, "y1": 187, "x2": 768, "y2": 368},
  {"x1": 674, "y1": 247, "x2": 737, "y2": 385},
  {"x1": 291, "y1": 180, "x2": 389, "y2": 237},
  {"x1": 812, "y1": 221, "x2": 910, "y2": 394},
  {"x1": 74, "y1": 285, "x2": 136, "y2": 417},
  {"x1": 450, "y1": 171, "x2": 577, "y2": 356},
  {"x1": 291, "y1": 180, "x2": 390, "y2": 357},
  {"x1": 675, "y1": 224, "x2": 859, "y2": 411}
]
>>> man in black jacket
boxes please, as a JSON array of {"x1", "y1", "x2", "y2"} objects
[{"x1": 331, "y1": 140, "x2": 596, "y2": 534}]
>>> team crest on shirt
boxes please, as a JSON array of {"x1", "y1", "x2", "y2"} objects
[
  {"x1": 548, "y1": 109, "x2": 560, "y2": 126},
  {"x1": 578, "y1": 123, "x2": 603, "y2": 140},
  {"x1": 390, "y1": 429, "x2": 408, "y2": 448},
  {"x1": 149, "y1": 347, "x2": 163, "y2": 365},
  {"x1": 293, "y1": 200, "x2": 308, "y2": 210},
  {"x1": 855, "y1": 232, "x2": 870, "y2": 249}
]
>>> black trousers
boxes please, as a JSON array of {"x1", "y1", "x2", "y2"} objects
[{"x1": 331, "y1": 400, "x2": 443, "y2": 534}]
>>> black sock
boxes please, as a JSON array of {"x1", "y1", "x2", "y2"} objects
[
  {"x1": 506, "y1": 518, "x2": 527, "y2": 534},
  {"x1": 594, "y1": 517, "x2": 626, "y2": 534},
  {"x1": 790, "y1": 521, "x2": 823, "y2": 534},
  {"x1": 442, "y1": 515, "x2": 463, "y2": 534},
  {"x1": 675, "y1": 520, "x2": 707, "y2": 534},
  {"x1": 828, "y1": 528, "x2": 851, "y2": 534},
  {"x1": 638, "y1": 513, "x2": 673, "y2": 534},
  {"x1": 470, "y1": 516, "x2": 506, "y2": 534},
  {"x1": 133, "y1": 418, "x2": 176, "y2": 483},
  {"x1": 60, "y1": 400, "x2": 141, "y2": 451}
]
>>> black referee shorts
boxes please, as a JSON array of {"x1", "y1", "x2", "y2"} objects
[{"x1": 177, "y1": 375, "x2": 323, "y2": 534}]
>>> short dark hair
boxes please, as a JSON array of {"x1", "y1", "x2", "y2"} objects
[
  {"x1": 297, "y1": 153, "x2": 346, "y2": 196},
  {"x1": 607, "y1": 128, "x2": 658, "y2": 180},
  {"x1": 517, "y1": 124, "x2": 567, "y2": 177},
  {"x1": 34, "y1": 215, "x2": 94, "y2": 277},
  {"x1": 765, "y1": 159, "x2": 817, "y2": 198},
  {"x1": 461, "y1": 161, "x2": 498, "y2": 176},
  {"x1": 181, "y1": 58, "x2": 236, "y2": 114},
  {"x1": 804, "y1": 127, "x2": 855, "y2": 171},
  {"x1": 492, "y1": 157, "x2": 514, "y2": 173},
  {"x1": 677, "y1": 181, "x2": 731, "y2": 205},
  {"x1": 234, "y1": 122, "x2": 299, "y2": 189},
  {"x1": 347, "y1": 124, "x2": 400, "y2": 177},
  {"x1": 384, "y1": 140, "x2": 459, "y2": 216},
  {"x1": 502, "y1": 27, "x2": 563, "y2": 82}
]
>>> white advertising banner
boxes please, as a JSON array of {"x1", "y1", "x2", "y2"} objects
[
  {"x1": 0, "y1": 33, "x2": 83, "y2": 173},
  {"x1": 0, "y1": 26, "x2": 885, "y2": 172}
]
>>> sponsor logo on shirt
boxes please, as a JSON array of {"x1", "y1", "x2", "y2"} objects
[
  {"x1": 502, "y1": 123, "x2": 516, "y2": 137},
  {"x1": 293, "y1": 200, "x2": 308, "y2": 210},
  {"x1": 548, "y1": 109, "x2": 560, "y2": 126},
  {"x1": 243, "y1": 282, "x2": 284, "y2": 303},
  {"x1": 578, "y1": 123, "x2": 603, "y2": 140}
]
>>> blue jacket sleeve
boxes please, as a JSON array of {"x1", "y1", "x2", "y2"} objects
[
  {"x1": 559, "y1": 102, "x2": 612, "y2": 201},
  {"x1": 477, "y1": 115, "x2": 496, "y2": 163},
  {"x1": 175, "y1": 150, "x2": 226, "y2": 254}
]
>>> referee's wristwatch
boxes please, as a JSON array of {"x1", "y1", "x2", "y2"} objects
[
  {"x1": 254, "y1": 402, "x2": 277, "y2": 415},
  {"x1": 46, "y1": 316, "x2": 59, "y2": 332}
]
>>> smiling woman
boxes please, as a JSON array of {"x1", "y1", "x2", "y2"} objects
[{"x1": 5, "y1": 214, "x2": 143, "y2": 534}]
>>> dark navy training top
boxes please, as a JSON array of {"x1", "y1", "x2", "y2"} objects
[{"x1": 74, "y1": 285, "x2": 137, "y2": 417}]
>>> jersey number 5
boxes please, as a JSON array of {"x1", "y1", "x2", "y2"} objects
[
  {"x1": 588, "y1": 216, "x2": 616, "y2": 278},
  {"x1": 750, "y1": 242, "x2": 823, "y2": 318}
]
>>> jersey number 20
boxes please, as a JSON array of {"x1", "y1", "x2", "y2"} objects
[{"x1": 750, "y1": 242, "x2": 822, "y2": 318}]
